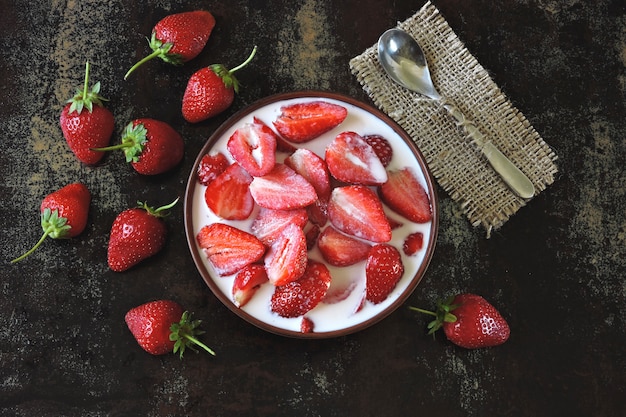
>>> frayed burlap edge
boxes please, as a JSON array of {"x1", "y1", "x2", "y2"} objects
[{"x1": 349, "y1": 1, "x2": 558, "y2": 237}]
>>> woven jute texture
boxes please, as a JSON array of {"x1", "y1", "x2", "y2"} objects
[{"x1": 349, "y1": 1, "x2": 558, "y2": 237}]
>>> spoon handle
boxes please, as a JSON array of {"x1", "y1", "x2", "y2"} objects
[{"x1": 441, "y1": 102, "x2": 535, "y2": 199}]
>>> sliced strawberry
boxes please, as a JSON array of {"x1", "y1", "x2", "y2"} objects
[
  {"x1": 227, "y1": 118, "x2": 277, "y2": 177},
  {"x1": 197, "y1": 151, "x2": 229, "y2": 185},
  {"x1": 325, "y1": 131, "x2": 388, "y2": 185},
  {"x1": 307, "y1": 199, "x2": 328, "y2": 226},
  {"x1": 196, "y1": 223, "x2": 265, "y2": 276},
  {"x1": 264, "y1": 222, "x2": 308, "y2": 286},
  {"x1": 270, "y1": 259, "x2": 332, "y2": 318},
  {"x1": 249, "y1": 164, "x2": 317, "y2": 210},
  {"x1": 403, "y1": 232, "x2": 424, "y2": 256},
  {"x1": 323, "y1": 279, "x2": 357, "y2": 304},
  {"x1": 363, "y1": 134, "x2": 393, "y2": 167},
  {"x1": 275, "y1": 134, "x2": 298, "y2": 154},
  {"x1": 250, "y1": 207, "x2": 308, "y2": 246},
  {"x1": 304, "y1": 223, "x2": 320, "y2": 250},
  {"x1": 284, "y1": 148, "x2": 331, "y2": 200},
  {"x1": 327, "y1": 185, "x2": 391, "y2": 243},
  {"x1": 232, "y1": 264, "x2": 269, "y2": 307},
  {"x1": 205, "y1": 163, "x2": 254, "y2": 220},
  {"x1": 365, "y1": 244, "x2": 404, "y2": 304},
  {"x1": 273, "y1": 101, "x2": 348, "y2": 143},
  {"x1": 379, "y1": 168, "x2": 432, "y2": 223},
  {"x1": 317, "y1": 226, "x2": 371, "y2": 267},
  {"x1": 301, "y1": 316, "x2": 315, "y2": 333}
]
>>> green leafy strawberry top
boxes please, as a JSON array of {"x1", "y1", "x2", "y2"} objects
[
  {"x1": 67, "y1": 61, "x2": 108, "y2": 114},
  {"x1": 170, "y1": 311, "x2": 216, "y2": 359}
]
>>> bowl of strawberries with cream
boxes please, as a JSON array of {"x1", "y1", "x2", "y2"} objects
[{"x1": 184, "y1": 91, "x2": 438, "y2": 338}]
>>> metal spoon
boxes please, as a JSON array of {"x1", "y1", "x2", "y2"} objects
[{"x1": 377, "y1": 28, "x2": 535, "y2": 199}]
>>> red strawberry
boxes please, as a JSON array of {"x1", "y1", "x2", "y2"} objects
[
  {"x1": 301, "y1": 317, "x2": 315, "y2": 333},
  {"x1": 227, "y1": 117, "x2": 277, "y2": 177},
  {"x1": 124, "y1": 11, "x2": 216, "y2": 79},
  {"x1": 107, "y1": 199, "x2": 178, "y2": 272},
  {"x1": 410, "y1": 294, "x2": 510, "y2": 349},
  {"x1": 197, "y1": 151, "x2": 229, "y2": 185},
  {"x1": 125, "y1": 300, "x2": 215, "y2": 358},
  {"x1": 196, "y1": 223, "x2": 265, "y2": 276},
  {"x1": 317, "y1": 226, "x2": 371, "y2": 267},
  {"x1": 264, "y1": 223, "x2": 308, "y2": 286},
  {"x1": 379, "y1": 168, "x2": 432, "y2": 223},
  {"x1": 365, "y1": 244, "x2": 404, "y2": 304},
  {"x1": 182, "y1": 47, "x2": 257, "y2": 123},
  {"x1": 11, "y1": 183, "x2": 91, "y2": 263},
  {"x1": 232, "y1": 264, "x2": 269, "y2": 307},
  {"x1": 205, "y1": 163, "x2": 254, "y2": 220},
  {"x1": 325, "y1": 131, "x2": 388, "y2": 185},
  {"x1": 304, "y1": 223, "x2": 321, "y2": 250},
  {"x1": 270, "y1": 260, "x2": 331, "y2": 318},
  {"x1": 327, "y1": 185, "x2": 391, "y2": 243},
  {"x1": 284, "y1": 148, "x2": 331, "y2": 200},
  {"x1": 403, "y1": 232, "x2": 424, "y2": 256},
  {"x1": 273, "y1": 101, "x2": 348, "y2": 143},
  {"x1": 250, "y1": 207, "x2": 308, "y2": 246},
  {"x1": 363, "y1": 134, "x2": 393, "y2": 167},
  {"x1": 94, "y1": 119, "x2": 184, "y2": 175},
  {"x1": 60, "y1": 62, "x2": 114, "y2": 165},
  {"x1": 249, "y1": 164, "x2": 317, "y2": 210}
]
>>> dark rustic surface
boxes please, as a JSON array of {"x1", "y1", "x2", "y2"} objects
[{"x1": 1, "y1": 1, "x2": 624, "y2": 416}]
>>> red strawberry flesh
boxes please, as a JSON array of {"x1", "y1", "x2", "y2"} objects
[
  {"x1": 264, "y1": 223, "x2": 308, "y2": 286},
  {"x1": 249, "y1": 164, "x2": 317, "y2": 210},
  {"x1": 270, "y1": 260, "x2": 332, "y2": 318},
  {"x1": 197, "y1": 223, "x2": 265, "y2": 276},
  {"x1": 379, "y1": 168, "x2": 432, "y2": 223},
  {"x1": 365, "y1": 244, "x2": 404, "y2": 304},
  {"x1": 227, "y1": 118, "x2": 277, "y2": 177},
  {"x1": 273, "y1": 101, "x2": 348, "y2": 143}
]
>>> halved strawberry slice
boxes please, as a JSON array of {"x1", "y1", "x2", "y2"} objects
[
  {"x1": 264, "y1": 222, "x2": 308, "y2": 286},
  {"x1": 327, "y1": 185, "x2": 392, "y2": 243},
  {"x1": 273, "y1": 101, "x2": 348, "y2": 143},
  {"x1": 197, "y1": 151, "x2": 229, "y2": 185},
  {"x1": 205, "y1": 163, "x2": 254, "y2": 220},
  {"x1": 227, "y1": 118, "x2": 277, "y2": 177},
  {"x1": 284, "y1": 148, "x2": 331, "y2": 200},
  {"x1": 365, "y1": 244, "x2": 404, "y2": 304},
  {"x1": 325, "y1": 131, "x2": 388, "y2": 185},
  {"x1": 403, "y1": 232, "x2": 424, "y2": 256},
  {"x1": 196, "y1": 223, "x2": 265, "y2": 276},
  {"x1": 317, "y1": 225, "x2": 371, "y2": 267},
  {"x1": 232, "y1": 264, "x2": 269, "y2": 307},
  {"x1": 300, "y1": 316, "x2": 315, "y2": 333},
  {"x1": 250, "y1": 207, "x2": 308, "y2": 246},
  {"x1": 363, "y1": 134, "x2": 393, "y2": 167},
  {"x1": 378, "y1": 168, "x2": 432, "y2": 223},
  {"x1": 270, "y1": 259, "x2": 332, "y2": 318},
  {"x1": 249, "y1": 164, "x2": 317, "y2": 210}
]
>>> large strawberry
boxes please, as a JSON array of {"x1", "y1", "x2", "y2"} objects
[
  {"x1": 270, "y1": 260, "x2": 331, "y2": 318},
  {"x1": 325, "y1": 131, "x2": 388, "y2": 185},
  {"x1": 379, "y1": 167, "x2": 432, "y2": 223},
  {"x1": 182, "y1": 46, "x2": 257, "y2": 123},
  {"x1": 94, "y1": 118, "x2": 184, "y2": 175},
  {"x1": 11, "y1": 183, "x2": 91, "y2": 263},
  {"x1": 124, "y1": 10, "x2": 216, "y2": 79},
  {"x1": 60, "y1": 62, "x2": 114, "y2": 165},
  {"x1": 410, "y1": 294, "x2": 510, "y2": 349},
  {"x1": 107, "y1": 199, "x2": 178, "y2": 272},
  {"x1": 365, "y1": 244, "x2": 404, "y2": 304},
  {"x1": 204, "y1": 163, "x2": 254, "y2": 220},
  {"x1": 272, "y1": 101, "x2": 348, "y2": 143},
  {"x1": 125, "y1": 300, "x2": 215, "y2": 358}
]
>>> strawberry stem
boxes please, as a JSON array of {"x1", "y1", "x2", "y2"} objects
[
  {"x1": 124, "y1": 33, "x2": 179, "y2": 80},
  {"x1": 170, "y1": 311, "x2": 216, "y2": 359},
  {"x1": 137, "y1": 197, "x2": 179, "y2": 218},
  {"x1": 10, "y1": 208, "x2": 72, "y2": 263},
  {"x1": 409, "y1": 297, "x2": 459, "y2": 335},
  {"x1": 91, "y1": 121, "x2": 147, "y2": 162},
  {"x1": 82, "y1": 61, "x2": 91, "y2": 101},
  {"x1": 10, "y1": 231, "x2": 50, "y2": 263},
  {"x1": 67, "y1": 61, "x2": 107, "y2": 114},
  {"x1": 229, "y1": 46, "x2": 257, "y2": 74}
]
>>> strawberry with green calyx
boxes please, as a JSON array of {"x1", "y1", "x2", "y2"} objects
[
  {"x1": 124, "y1": 10, "x2": 216, "y2": 80},
  {"x1": 60, "y1": 62, "x2": 115, "y2": 165},
  {"x1": 410, "y1": 293, "x2": 510, "y2": 349},
  {"x1": 125, "y1": 300, "x2": 216, "y2": 358},
  {"x1": 11, "y1": 183, "x2": 91, "y2": 263},
  {"x1": 182, "y1": 46, "x2": 257, "y2": 123}
]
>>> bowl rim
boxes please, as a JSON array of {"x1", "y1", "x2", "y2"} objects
[{"x1": 184, "y1": 90, "x2": 439, "y2": 339}]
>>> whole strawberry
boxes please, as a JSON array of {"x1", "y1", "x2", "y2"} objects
[
  {"x1": 125, "y1": 300, "x2": 215, "y2": 358},
  {"x1": 11, "y1": 183, "x2": 91, "y2": 263},
  {"x1": 60, "y1": 62, "x2": 114, "y2": 165},
  {"x1": 107, "y1": 199, "x2": 178, "y2": 272},
  {"x1": 182, "y1": 46, "x2": 257, "y2": 123},
  {"x1": 94, "y1": 119, "x2": 184, "y2": 175},
  {"x1": 411, "y1": 293, "x2": 510, "y2": 349},
  {"x1": 124, "y1": 10, "x2": 215, "y2": 79}
]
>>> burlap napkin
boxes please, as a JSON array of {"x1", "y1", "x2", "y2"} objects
[{"x1": 349, "y1": 1, "x2": 558, "y2": 237}]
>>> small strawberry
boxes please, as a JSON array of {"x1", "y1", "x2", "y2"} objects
[
  {"x1": 365, "y1": 244, "x2": 404, "y2": 304},
  {"x1": 182, "y1": 46, "x2": 257, "y2": 123},
  {"x1": 325, "y1": 131, "x2": 388, "y2": 186},
  {"x1": 403, "y1": 232, "x2": 424, "y2": 256},
  {"x1": 196, "y1": 223, "x2": 265, "y2": 276},
  {"x1": 410, "y1": 294, "x2": 510, "y2": 349},
  {"x1": 93, "y1": 119, "x2": 184, "y2": 175},
  {"x1": 60, "y1": 61, "x2": 114, "y2": 165},
  {"x1": 124, "y1": 10, "x2": 216, "y2": 79},
  {"x1": 284, "y1": 148, "x2": 331, "y2": 200},
  {"x1": 270, "y1": 260, "x2": 331, "y2": 318},
  {"x1": 204, "y1": 163, "x2": 254, "y2": 220},
  {"x1": 125, "y1": 300, "x2": 215, "y2": 358},
  {"x1": 227, "y1": 117, "x2": 277, "y2": 177},
  {"x1": 250, "y1": 207, "x2": 309, "y2": 246},
  {"x1": 317, "y1": 225, "x2": 371, "y2": 267},
  {"x1": 197, "y1": 151, "x2": 229, "y2": 185},
  {"x1": 249, "y1": 164, "x2": 318, "y2": 210},
  {"x1": 363, "y1": 134, "x2": 393, "y2": 167},
  {"x1": 301, "y1": 317, "x2": 315, "y2": 333},
  {"x1": 11, "y1": 183, "x2": 91, "y2": 263},
  {"x1": 264, "y1": 223, "x2": 308, "y2": 286},
  {"x1": 273, "y1": 101, "x2": 348, "y2": 143},
  {"x1": 107, "y1": 199, "x2": 178, "y2": 272},
  {"x1": 379, "y1": 168, "x2": 432, "y2": 223},
  {"x1": 232, "y1": 264, "x2": 269, "y2": 308}
]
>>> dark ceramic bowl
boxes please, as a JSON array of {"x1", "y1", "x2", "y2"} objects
[{"x1": 184, "y1": 91, "x2": 438, "y2": 338}]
